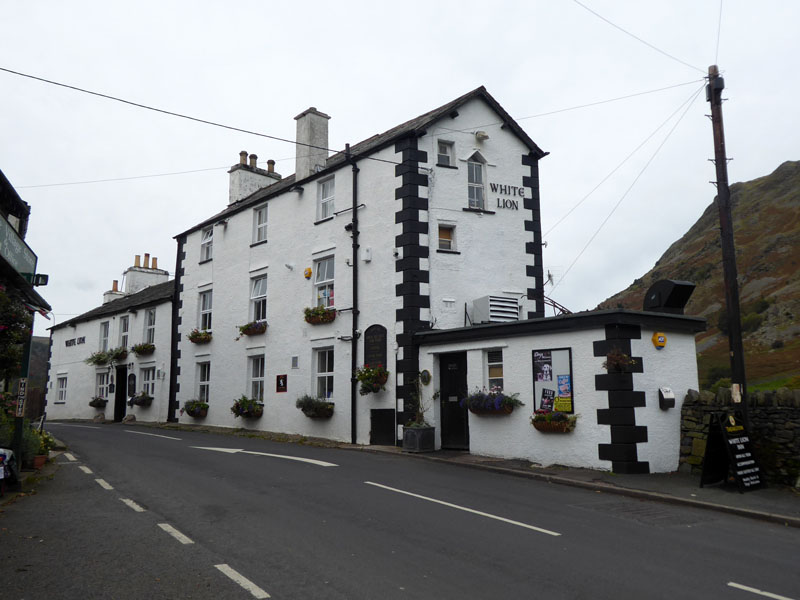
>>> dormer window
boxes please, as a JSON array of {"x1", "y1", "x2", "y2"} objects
[
  {"x1": 467, "y1": 152, "x2": 486, "y2": 210},
  {"x1": 437, "y1": 140, "x2": 455, "y2": 167},
  {"x1": 200, "y1": 227, "x2": 213, "y2": 261}
]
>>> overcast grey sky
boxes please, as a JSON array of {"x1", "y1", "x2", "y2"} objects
[{"x1": 1, "y1": 1, "x2": 797, "y2": 336}]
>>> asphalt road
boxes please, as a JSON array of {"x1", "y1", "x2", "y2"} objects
[{"x1": 2, "y1": 423, "x2": 798, "y2": 600}]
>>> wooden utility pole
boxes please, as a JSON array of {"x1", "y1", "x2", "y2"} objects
[{"x1": 706, "y1": 65, "x2": 748, "y2": 421}]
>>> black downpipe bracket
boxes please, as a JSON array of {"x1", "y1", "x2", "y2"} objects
[{"x1": 346, "y1": 144, "x2": 360, "y2": 445}]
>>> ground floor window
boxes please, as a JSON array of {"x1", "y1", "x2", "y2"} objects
[
  {"x1": 315, "y1": 348, "x2": 334, "y2": 399},
  {"x1": 198, "y1": 362, "x2": 211, "y2": 402},
  {"x1": 487, "y1": 349, "x2": 504, "y2": 390},
  {"x1": 57, "y1": 376, "x2": 68, "y2": 403},
  {"x1": 141, "y1": 367, "x2": 156, "y2": 396},
  {"x1": 96, "y1": 372, "x2": 109, "y2": 398},
  {"x1": 250, "y1": 356, "x2": 265, "y2": 401}
]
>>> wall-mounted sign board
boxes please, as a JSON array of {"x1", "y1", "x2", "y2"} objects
[{"x1": 532, "y1": 348, "x2": 574, "y2": 413}]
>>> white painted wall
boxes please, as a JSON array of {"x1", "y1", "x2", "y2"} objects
[{"x1": 46, "y1": 298, "x2": 172, "y2": 422}]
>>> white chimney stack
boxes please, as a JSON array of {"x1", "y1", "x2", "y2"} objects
[
  {"x1": 228, "y1": 150, "x2": 281, "y2": 205},
  {"x1": 294, "y1": 107, "x2": 330, "y2": 181}
]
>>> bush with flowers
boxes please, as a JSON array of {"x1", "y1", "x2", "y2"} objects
[
  {"x1": 460, "y1": 386, "x2": 524, "y2": 414},
  {"x1": 355, "y1": 364, "x2": 389, "y2": 395}
]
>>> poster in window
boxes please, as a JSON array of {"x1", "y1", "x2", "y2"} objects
[
  {"x1": 533, "y1": 351, "x2": 552, "y2": 382},
  {"x1": 532, "y1": 348, "x2": 574, "y2": 414}
]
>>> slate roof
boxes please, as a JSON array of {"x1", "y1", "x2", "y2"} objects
[
  {"x1": 51, "y1": 280, "x2": 174, "y2": 331},
  {"x1": 177, "y1": 86, "x2": 547, "y2": 237}
]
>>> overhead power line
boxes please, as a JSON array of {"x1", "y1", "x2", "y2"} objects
[
  {"x1": 715, "y1": 0, "x2": 724, "y2": 64},
  {"x1": 572, "y1": 0, "x2": 706, "y2": 74}
]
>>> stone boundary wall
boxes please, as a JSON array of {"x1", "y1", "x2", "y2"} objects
[{"x1": 680, "y1": 388, "x2": 800, "y2": 485}]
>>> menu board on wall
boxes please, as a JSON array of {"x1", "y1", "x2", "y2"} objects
[{"x1": 532, "y1": 348, "x2": 573, "y2": 413}]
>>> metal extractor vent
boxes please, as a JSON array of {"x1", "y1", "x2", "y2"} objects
[{"x1": 472, "y1": 295, "x2": 520, "y2": 324}]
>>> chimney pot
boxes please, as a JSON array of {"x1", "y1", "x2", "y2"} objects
[
  {"x1": 144, "y1": 253, "x2": 150, "y2": 269},
  {"x1": 239, "y1": 150, "x2": 248, "y2": 165},
  {"x1": 112, "y1": 280, "x2": 119, "y2": 292},
  {"x1": 267, "y1": 159, "x2": 275, "y2": 173},
  {"x1": 134, "y1": 255, "x2": 141, "y2": 267},
  {"x1": 152, "y1": 257, "x2": 158, "y2": 270},
  {"x1": 249, "y1": 154, "x2": 258, "y2": 169}
]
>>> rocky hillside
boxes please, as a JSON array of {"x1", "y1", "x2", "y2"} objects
[{"x1": 599, "y1": 161, "x2": 800, "y2": 388}]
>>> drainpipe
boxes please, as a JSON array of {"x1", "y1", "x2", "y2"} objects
[{"x1": 346, "y1": 143, "x2": 360, "y2": 445}]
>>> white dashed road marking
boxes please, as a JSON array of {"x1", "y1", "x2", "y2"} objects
[
  {"x1": 215, "y1": 564, "x2": 270, "y2": 599},
  {"x1": 158, "y1": 523, "x2": 194, "y2": 545},
  {"x1": 63, "y1": 452, "x2": 77, "y2": 461},
  {"x1": 79, "y1": 466, "x2": 93, "y2": 474},
  {"x1": 125, "y1": 430, "x2": 182, "y2": 441},
  {"x1": 365, "y1": 481, "x2": 562, "y2": 537},
  {"x1": 95, "y1": 479, "x2": 114, "y2": 490},
  {"x1": 191, "y1": 446, "x2": 337, "y2": 467},
  {"x1": 48, "y1": 423, "x2": 100, "y2": 429},
  {"x1": 728, "y1": 582, "x2": 797, "y2": 600},
  {"x1": 120, "y1": 498, "x2": 146, "y2": 512}
]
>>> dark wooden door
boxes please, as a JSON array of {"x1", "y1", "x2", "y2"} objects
[
  {"x1": 439, "y1": 352, "x2": 468, "y2": 450},
  {"x1": 114, "y1": 366, "x2": 127, "y2": 422}
]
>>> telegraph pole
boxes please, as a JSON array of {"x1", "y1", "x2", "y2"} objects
[{"x1": 706, "y1": 65, "x2": 748, "y2": 421}]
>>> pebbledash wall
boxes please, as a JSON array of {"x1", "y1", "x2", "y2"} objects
[
  {"x1": 171, "y1": 87, "x2": 546, "y2": 444},
  {"x1": 46, "y1": 263, "x2": 173, "y2": 423},
  {"x1": 416, "y1": 310, "x2": 705, "y2": 473}
]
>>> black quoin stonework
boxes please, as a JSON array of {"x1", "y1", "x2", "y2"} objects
[
  {"x1": 594, "y1": 323, "x2": 650, "y2": 474},
  {"x1": 521, "y1": 153, "x2": 544, "y2": 318},
  {"x1": 394, "y1": 136, "x2": 431, "y2": 440},
  {"x1": 167, "y1": 236, "x2": 186, "y2": 422}
]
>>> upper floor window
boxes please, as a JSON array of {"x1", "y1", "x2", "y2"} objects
[
  {"x1": 198, "y1": 362, "x2": 211, "y2": 402},
  {"x1": 467, "y1": 155, "x2": 485, "y2": 210},
  {"x1": 250, "y1": 355, "x2": 265, "y2": 402},
  {"x1": 200, "y1": 227, "x2": 213, "y2": 261},
  {"x1": 487, "y1": 349, "x2": 503, "y2": 391},
  {"x1": 437, "y1": 140, "x2": 455, "y2": 167},
  {"x1": 253, "y1": 205, "x2": 268, "y2": 243},
  {"x1": 57, "y1": 376, "x2": 68, "y2": 403},
  {"x1": 316, "y1": 348, "x2": 334, "y2": 399},
  {"x1": 119, "y1": 316, "x2": 129, "y2": 348},
  {"x1": 141, "y1": 367, "x2": 156, "y2": 396},
  {"x1": 315, "y1": 256, "x2": 334, "y2": 308},
  {"x1": 251, "y1": 277, "x2": 267, "y2": 322},
  {"x1": 199, "y1": 291, "x2": 213, "y2": 331},
  {"x1": 438, "y1": 224, "x2": 456, "y2": 251},
  {"x1": 317, "y1": 177, "x2": 335, "y2": 221},
  {"x1": 99, "y1": 321, "x2": 109, "y2": 351},
  {"x1": 144, "y1": 308, "x2": 156, "y2": 344}
]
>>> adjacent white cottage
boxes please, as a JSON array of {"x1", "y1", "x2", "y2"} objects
[{"x1": 46, "y1": 256, "x2": 173, "y2": 422}]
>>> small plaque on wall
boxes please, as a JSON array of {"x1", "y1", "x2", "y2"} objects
[
  {"x1": 276, "y1": 374, "x2": 287, "y2": 393},
  {"x1": 363, "y1": 324, "x2": 387, "y2": 367}
]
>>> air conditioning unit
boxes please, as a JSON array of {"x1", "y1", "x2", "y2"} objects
[{"x1": 472, "y1": 295, "x2": 520, "y2": 324}]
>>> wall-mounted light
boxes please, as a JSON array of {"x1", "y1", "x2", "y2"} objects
[{"x1": 475, "y1": 131, "x2": 489, "y2": 141}]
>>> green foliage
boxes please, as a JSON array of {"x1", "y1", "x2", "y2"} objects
[
  {"x1": 752, "y1": 297, "x2": 771, "y2": 314},
  {"x1": 295, "y1": 394, "x2": 334, "y2": 418},
  {"x1": 230, "y1": 395, "x2": 263, "y2": 418},
  {"x1": 0, "y1": 286, "x2": 33, "y2": 380},
  {"x1": 22, "y1": 426, "x2": 41, "y2": 461},
  {"x1": 709, "y1": 378, "x2": 731, "y2": 394},
  {"x1": 741, "y1": 312, "x2": 763, "y2": 333}
]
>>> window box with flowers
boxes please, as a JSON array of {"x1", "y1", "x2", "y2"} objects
[
  {"x1": 303, "y1": 306, "x2": 337, "y2": 325},
  {"x1": 183, "y1": 399, "x2": 208, "y2": 419},
  {"x1": 355, "y1": 364, "x2": 389, "y2": 396},
  {"x1": 531, "y1": 409, "x2": 578, "y2": 432},
  {"x1": 108, "y1": 346, "x2": 129, "y2": 362},
  {"x1": 460, "y1": 387, "x2": 524, "y2": 415},
  {"x1": 188, "y1": 328, "x2": 213, "y2": 344},
  {"x1": 230, "y1": 395, "x2": 264, "y2": 419},
  {"x1": 237, "y1": 321, "x2": 267, "y2": 338},
  {"x1": 295, "y1": 394, "x2": 334, "y2": 419},
  {"x1": 132, "y1": 392, "x2": 153, "y2": 407},
  {"x1": 89, "y1": 396, "x2": 108, "y2": 408},
  {"x1": 132, "y1": 342, "x2": 156, "y2": 356},
  {"x1": 85, "y1": 351, "x2": 110, "y2": 366}
]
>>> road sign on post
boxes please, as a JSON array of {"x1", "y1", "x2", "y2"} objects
[{"x1": 16, "y1": 377, "x2": 27, "y2": 417}]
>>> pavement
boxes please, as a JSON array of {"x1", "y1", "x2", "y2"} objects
[{"x1": 4, "y1": 424, "x2": 799, "y2": 530}]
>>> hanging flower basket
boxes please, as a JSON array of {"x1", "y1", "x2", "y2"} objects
[
  {"x1": 531, "y1": 410, "x2": 578, "y2": 433},
  {"x1": 183, "y1": 400, "x2": 208, "y2": 419},
  {"x1": 231, "y1": 395, "x2": 264, "y2": 419},
  {"x1": 303, "y1": 306, "x2": 337, "y2": 325},
  {"x1": 132, "y1": 342, "x2": 156, "y2": 356},
  {"x1": 460, "y1": 387, "x2": 524, "y2": 415},
  {"x1": 108, "y1": 347, "x2": 129, "y2": 362},
  {"x1": 188, "y1": 328, "x2": 213, "y2": 344},
  {"x1": 238, "y1": 321, "x2": 267, "y2": 337},
  {"x1": 132, "y1": 393, "x2": 153, "y2": 407},
  {"x1": 89, "y1": 397, "x2": 108, "y2": 408},
  {"x1": 296, "y1": 395, "x2": 334, "y2": 419},
  {"x1": 85, "y1": 351, "x2": 110, "y2": 366},
  {"x1": 355, "y1": 364, "x2": 390, "y2": 395}
]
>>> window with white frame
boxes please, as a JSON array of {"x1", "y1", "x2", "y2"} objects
[
  {"x1": 315, "y1": 256, "x2": 334, "y2": 308},
  {"x1": 250, "y1": 277, "x2": 267, "y2": 322},
  {"x1": 144, "y1": 308, "x2": 156, "y2": 344},
  {"x1": 57, "y1": 376, "x2": 68, "y2": 403},
  {"x1": 249, "y1": 355, "x2": 265, "y2": 401},
  {"x1": 437, "y1": 140, "x2": 455, "y2": 167},
  {"x1": 198, "y1": 362, "x2": 211, "y2": 403},
  {"x1": 199, "y1": 290, "x2": 213, "y2": 331},
  {"x1": 141, "y1": 367, "x2": 156, "y2": 396},
  {"x1": 317, "y1": 177, "x2": 335, "y2": 220},
  {"x1": 315, "y1": 348, "x2": 334, "y2": 399},
  {"x1": 253, "y1": 204, "x2": 268, "y2": 243},
  {"x1": 467, "y1": 155, "x2": 485, "y2": 210},
  {"x1": 438, "y1": 224, "x2": 456, "y2": 251},
  {"x1": 119, "y1": 316, "x2": 129, "y2": 348},
  {"x1": 487, "y1": 349, "x2": 504, "y2": 391},
  {"x1": 96, "y1": 372, "x2": 110, "y2": 398},
  {"x1": 200, "y1": 227, "x2": 213, "y2": 261},
  {"x1": 99, "y1": 321, "x2": 109, "y2": 351}
]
